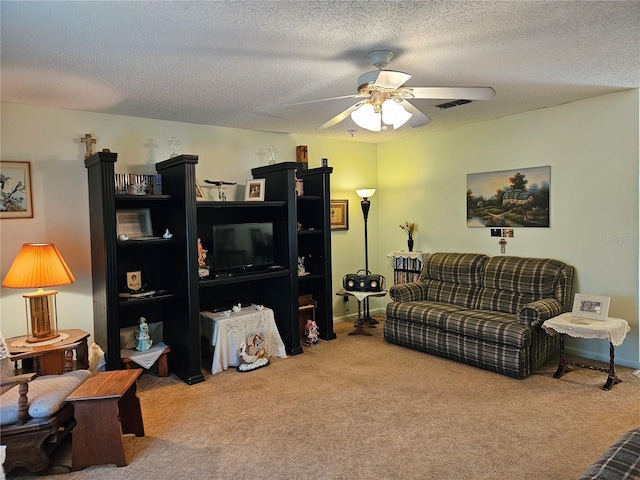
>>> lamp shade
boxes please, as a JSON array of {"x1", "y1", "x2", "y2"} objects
[
  {"x1": 356, "y1": 189, "x2": 376, "y2": 199},
  {"x1": 351, "y1": 103, "x2": 382, "y2": 132},
  {"x1": 2, "y1": 243, "x2": 75, "y2": 289},
  {"x1": 381, "y1": 99, "x2": 412, "y2": 129}
]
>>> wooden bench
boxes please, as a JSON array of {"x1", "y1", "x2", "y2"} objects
[
  {"x1": 121, "y1": 346, "x2": 170, "y2": 377},
  {"x1": 66, "y1": 369, "x2": 144, "y2": 470}
]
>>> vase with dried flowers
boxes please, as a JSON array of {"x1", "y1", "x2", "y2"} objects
[{"x1": 399, "y1": 221, "x2": 416, "y2": 252}]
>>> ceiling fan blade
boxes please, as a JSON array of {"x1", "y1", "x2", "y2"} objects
[
  {"x1": 408, "y1": 87, "x2": 496, "y2": 100},
  {"x1": 280, "y1": 94, "x2": 363, "y2": 107},
  {"x1": 374, "y1": 70, "x2": 412, "y2": 90},
  {"x1": 400, "y1": 100, "x2": 431, "y2": 128},
  {"x1": 318, "y1": 102, "x2": 365, "y2": 129}
]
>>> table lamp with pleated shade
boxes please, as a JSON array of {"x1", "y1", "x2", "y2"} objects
[{"x1": 2, "y1": 243, "x2": 76, "y2": 343}]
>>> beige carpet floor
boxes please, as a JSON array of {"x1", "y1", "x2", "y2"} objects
[{"x1": 7, "y1": 318, "x2": 640, "y2": 479}]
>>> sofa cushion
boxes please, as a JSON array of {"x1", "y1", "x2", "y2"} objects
[
  {"x1": 442, "y1": 310, "x2": 531, "y2": 348},
  {"x1": 422, "y1": 280, "x2": 482, "y2": 309},
  {"x1": 420, "y1": 253, "x2": 488, "y2": 286},
  {"x1": 482, "y1": 256, "x2": 566, "y2": 296},
  {"x1": 477, "y1": 256, "x2": 568, "y2": 313},
  {"x1": 386, "y1": 301, "x2": 469, "y2": 330},
  {"x1": 0, "y1": 369, "x2": 91, "y2": 426}
]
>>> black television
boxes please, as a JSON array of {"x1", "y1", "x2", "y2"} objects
[{"x1": 212, "y1": 222, "x2": 275, "y2": 274}]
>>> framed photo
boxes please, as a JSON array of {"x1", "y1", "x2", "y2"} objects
[
  {"x1": 572, "y1": 294, "x2": 610, "y2": 321},
  {"x1": 195, "y1": 182, "x2": 206, "y2": 201},
  {"x1": 244, "y1": 179, "x2": 266, "y2": 201},
  {"x1": 116, "y1": 208, "x2": 154, "y2": 238},
  {"x1": 126, "y1": 271, "x2": 142, "y2": 291},
  {"x1": 1, "y1": 161, "x2": 33, "y2": 219},
  {"x1": 330, "y1": 199, "x2": 349, "y2": 230}
]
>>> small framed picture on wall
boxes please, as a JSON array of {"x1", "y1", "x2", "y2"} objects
[{"x1": 1, "y1": 161, "x2": 33, "y2": 219}]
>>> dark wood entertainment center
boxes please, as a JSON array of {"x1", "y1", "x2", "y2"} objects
[{"x1": 85, "y1": 152, "x2": 334, "y2": 384}]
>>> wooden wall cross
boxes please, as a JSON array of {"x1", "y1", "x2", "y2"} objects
[{"x1": 81, "y1": 134, "x2": 97, "y2": 158}]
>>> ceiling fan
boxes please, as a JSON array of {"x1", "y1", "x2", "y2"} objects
[{"x1": 285, "y1": 50, "x2": 495, "y2": 132}]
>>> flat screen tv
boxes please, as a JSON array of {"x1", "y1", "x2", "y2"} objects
[{"x1": 212, "y1": 222, "x2": 275, "y2": 273}]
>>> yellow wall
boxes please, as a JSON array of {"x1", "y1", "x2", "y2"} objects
[
  {"x1": 378, "y1": 90, "x2": 639, "y2": 367},
  {"x1": 0, "y1": 103, "x2": 375, "y2": 340},
  {"x1": 2, "y1": 90, "x2": 638, "y2": 368}
]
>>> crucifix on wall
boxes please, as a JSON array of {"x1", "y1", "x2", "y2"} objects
[{"x1": 81, "y1": 133, "x2": 96, "y2": 159}]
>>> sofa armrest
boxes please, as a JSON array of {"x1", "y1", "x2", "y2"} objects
[
  {"x1": 517, "y1": 298, "x2": 563, "y2": 327},
  {"x1": 389, "y1": 282, "x2": 428, "y2": 302}
]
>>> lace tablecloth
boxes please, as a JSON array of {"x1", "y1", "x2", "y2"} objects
[
  {"x1": 200, "y1": 305, "x2": 287, "y2": 374},
  {"x1": 542, "y1": 312, "x2": 630, "y2": 346}
]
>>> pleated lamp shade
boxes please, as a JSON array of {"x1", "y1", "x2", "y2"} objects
[
  {"x1": 2, "y1": 243, "x2": 75, "y2": 343},
  {"x1": 2, "y1": 243, "x2": 75, "y2": 289}
]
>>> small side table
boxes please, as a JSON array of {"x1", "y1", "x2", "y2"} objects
[
  {"x1": 66, "y1": 369, "x2": 145, "y2": 470},
  {"x1": 337, "y1": 289, "x2": 388, "y2": 336},
  {"x1": 6, "y1": 329, "x2": 90, "y2": 375},
  {"x1": 542, "y1": 313, "x2": 630, "y2": 390}
]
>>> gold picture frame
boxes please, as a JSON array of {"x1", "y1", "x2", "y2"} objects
[
  {"x1": 1, "y1": 161, "x2": 33, "y2": 219},
  {"x1": 330, "y1": 199, "x2": 349, "y2": 230}
]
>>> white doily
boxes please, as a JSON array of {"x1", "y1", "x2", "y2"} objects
[
  {"x1": 542, "y1": 313, "x2": 630, "y2": 346},
  {"x1": 10, "y1": 332, "x2": 70, "y2": 348}
]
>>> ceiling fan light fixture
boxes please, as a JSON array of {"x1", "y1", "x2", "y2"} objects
[
  {"x1": 381, "y1": 99, "x2": 412, "y2": 129},
  {"x1": 351, "y1": 103, "x2": 381, "y2": 132}
]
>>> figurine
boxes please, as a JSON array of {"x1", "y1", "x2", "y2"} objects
[
  {"x1": 232, "y1": 303, "x2": 242, "y2": 312},
  {"x1": 305, "y1": 319, "x2": 319, "y2": 346},
  {"x1": 237, "y1": 333, "x2": 270, "y2": 372},
  {"x1": 297, "y1": 256, "x2": 306, "y2": 276},
  {"x1": 197, "y1": 238, "x2": 210, "y2": 278},
  {"x1": 136, "y1": 317, "x2": 153, "y2": 351},
  {"x1": 163, "y1": 228, "x2": 173, "y2": 239}
]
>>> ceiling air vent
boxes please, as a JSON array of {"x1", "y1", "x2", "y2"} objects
[{"x1": 435, "y1": 99, "x2": 472, "y2": 110}]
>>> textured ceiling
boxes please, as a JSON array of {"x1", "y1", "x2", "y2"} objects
[{"x1": 1, "y1": 1, "x2": 639, "y2": 144}]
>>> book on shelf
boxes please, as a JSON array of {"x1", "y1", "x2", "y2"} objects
[{"x1": 114, "y1": 173, "x2": 163, "y2": 195}]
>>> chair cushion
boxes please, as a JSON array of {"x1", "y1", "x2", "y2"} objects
[{"x1": 0, "y1": 369, "x2": 91, "y2": 426}]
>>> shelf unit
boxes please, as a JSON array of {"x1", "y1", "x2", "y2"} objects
[
  {"x1": 388, "y1": 251, "x2": 429, "y2": 285},
  {"x1": 252, "y1": 162, "x2": 336, "y2": 344},
  {"x1": 85, "y1": 152, "x2": 204, "y2": 385},
  {"x1": 86, "y1": 155, "x2": 334, "y2": 383}
]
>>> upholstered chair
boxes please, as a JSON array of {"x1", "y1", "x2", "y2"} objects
[{"x1": 0, "y1": 333, "x2": 91, "y2": 474}]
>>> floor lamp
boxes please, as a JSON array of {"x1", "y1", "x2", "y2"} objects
[{"x1": 356, "y1": 188, "x2": 377, "y2": 324}]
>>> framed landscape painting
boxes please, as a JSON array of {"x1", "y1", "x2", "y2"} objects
[
  {"x1": 467, "y1": 166, "x2": 550, "y2": 227},
  {"x1": 1, "y1": 161, "x2": 33, "y2": 219}
]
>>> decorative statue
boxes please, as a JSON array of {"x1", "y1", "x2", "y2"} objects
[
  {"x1": 297, "y1": 256, "x2": 306, "y2": 276},
  {"x1": 136, "y1": 317, "x2": 153, "y2": 351},
  {"x1": 238, "y1": 333, "x2": 269, "y2": 372},
  {"x1": 304, "y1": 319, "x2": 319, "y2": 347}
]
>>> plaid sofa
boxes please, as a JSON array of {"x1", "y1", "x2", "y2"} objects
[
  {"x1": 578, "y1": 428, "x2": 640, "y2": 479},
  {"x1": 384, "y1": 253, "x2": 574, "y2": 379}
]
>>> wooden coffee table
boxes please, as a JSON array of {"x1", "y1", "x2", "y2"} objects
[{"x1": 66, "y1": 369, "x2": 145, "y2": 470}]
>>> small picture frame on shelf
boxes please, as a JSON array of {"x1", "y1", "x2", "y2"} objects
[
  {"x1": 572, "y1": 294, "x2": 610, "y2": 321},
  {"x1": 330, "y1": 199, "x2": 349, "y2": 230},
  {"x1": 127, "y1": 271, "x2": 143, "y2": 291},
  {"x1": 116, "y1": 208, "x2": 154, "y2": 238},
  {"x1": 244, "y1": 178, "x2": 266, "y2": 201}
]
